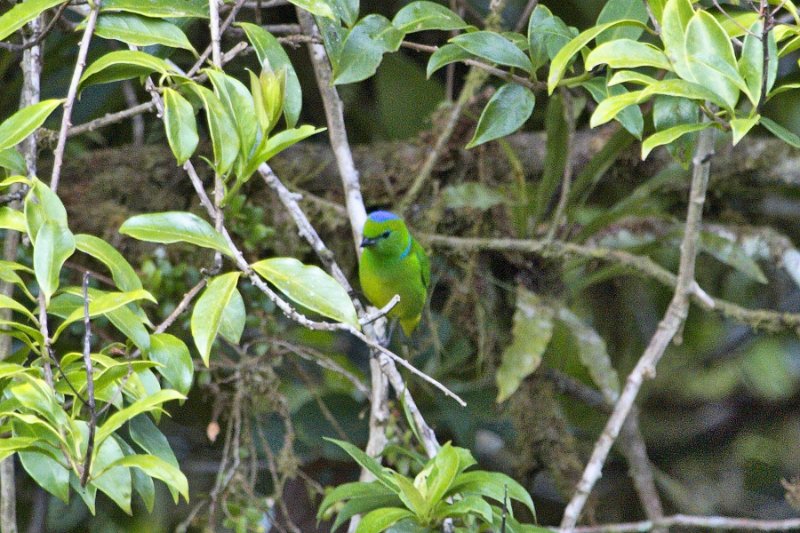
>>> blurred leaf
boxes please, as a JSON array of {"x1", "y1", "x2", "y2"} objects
[
  {"x1": 0, "y1": 0, "x2": 64, "y2": 40},
  {"x1": 557, "y1": 307, "x2": 620, "y2": 399},
  {"x1": 730, "y1": 115, "x2": 760, "y2": 146},
  {"x1": 288, "y1": 0, "x2": 335, "y2": 18},
  {"x1": 467, "y1": 83, "x2": 535, "y2": 148},
  {"x1": 34, "y1": 221, "x2": 75, "y2": 306},
  {"x1": 54, "y1": 288, "x2": 156, "y2": 339},
  {"x1": 324, "y1": 438, "x2": 396, "y2": 490},
  {"x1": 595, "y1": 0, "x2": 649, "y2": 44},
  {"x1": 162, "y1": 88, "x2": 199, "y2": 164},
  {"x1": 329, "y1": 0, "x2": 359, "y2": 26},
  {"x1": 0, "y1": 99, "x2": 62, "y2": 153},
  {"x1": 0, "y1": 148, "x2": 26, "y2": 174},
  {"x1": 92, "y1": 13, "x2": 195, "y2": 52},
  {"x1": 441, "y1": 183, "x2": 505, "y2": 211},
  {"x1": 0, "y1": 294, "x2": 37, "y2": 323},
  {"x1": 533, "y1": 93, "x2": 568, "y2": 221},
  {"x1": 760, "y1": 116, "x2": 800, "y2": 147},
  {"x1": 252, "y1": 257, "x2": 359, "y2": 328},
  {"x1": 424, "y1": 443, "x2": 459, "y2": 507},
  {"x1": 699, "y1": 231, "x2": 768, "y2": 284},
  {"x1": 119, "y1": 211, "x2": 232, "y2": 256},
  {"x1": 740, "y1": 21, "x2": 777, "y2": 104},
  {"x1": 95, "y1": 390, "x2": 185, "y2": 447},
  {"x1": 0, "y1": 207, "x2": 26, "y2": 233},
  {"x1": 450, "y1": 31, "x2": 533, "y2": 73},
  {"x1": 99, "y1": 454, "x2": 188, "y2": 502},
  {"x1": 496, "y1": 288, "x2": 554, "y2": 402},
  {"x1": 446, "y1": 470, "x2": 536, "y2": 517},
  {"x1": 102, "y1": 0, "x2": 208, "y2": 18},
  {"x1": 741, "y1": 339, "x2": 795, "y2": 400},
  {"x1": 392, "y1": 1, "x2": 468, "y2": 33},
  {"x1": 433, "y1": 495, "x2": 493, "y2": 523},
  {"x1": 239, "y1": 22, "x2": 303, "y2": 128},
  {"x1": 147, "y1": 333, "x2": 194, "y2": 395},
  {"x1": 647, "y1": 0, "x2": 666, "y2": 23},
  {"x1": 191, "y1": 272, "x2": 241, "y2": 365}
]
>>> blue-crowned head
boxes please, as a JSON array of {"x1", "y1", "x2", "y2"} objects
[{"x1": 361, "y1": 211, "x2": 410, "y2": 256}]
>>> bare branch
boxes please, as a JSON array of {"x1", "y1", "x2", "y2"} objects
[
  {"x1": 50, "y1": 1, "x2": 101, "y2": 193},
  {"x1": 79, "y1": 273, "x2": 96, "y2": 486},
  {"x1": 554, "y1": 514, "x2": 800, "y2": 532}
]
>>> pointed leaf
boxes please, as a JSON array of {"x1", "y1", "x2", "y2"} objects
[
  {"x1": 0, "y1": 148, "x2": 26, "y2": 174},
  {"x1": 0, "y1": 0, "x2": 65, "y2": 41},
  {"x1": 730, "y1": 115, "x2": 760, "y2": 146},
  {"x1": 685, "y1": 10, "x2": 742, "y2": 109},
  {"x1": 700, "y1": 230, "x2": 768, "y2": 284},
  {"x1": 80, "y1": 50, "x2": 175, "y2": 88},
  {"x1": 92, "y1": 13, "x2": 195, "y2": 52},
  {"x1": 528, "y1": 5, "x2": 574, "y2": 71},
  {"x1": 251, "y1": 257, "x2": 358, "y2": 328},
  {"x1": 356, "y1": 508, "x2": 415, "y2": 533},
  {"x1": 496, "y1": 288, "x2": 554, "y2": 402},
  {"x1": 100, "y1": 454, "x2": 188, "y2": 502},
  {"x1": 641, "y1": 122, "x2": 712, "y2": 160},
  {"x1": 287, "y1": 0, "x2": 335, "y2": 18},
  {"x1": 595, "y1": 0, "x2": 650, "y2": 44},
  {"x1": 191, "y1": 272, "x2": 240, "y2": 365},
  {"x1": 162, "y1": 88, "x2": 199, "y2": 164},
  {"x1": 187, "y1": 85, "x2": 239, "y2": 175},
  {"x1": 324, "y1": 438, "x2": 396, "y2": 490},
  {"x1": 218, "y1": 288, "x2": 245, "y2": 344},
  {"x1": 0, "y1": 99, "x2": 62, "y2": 153},
  {"x1": 585, "y1": 39, "x2": 672, "y2": 71},
  {"x1": 91, "y1": 436, "x2": 132, "y2": 514},
  {"x1": 19, "y1": 450, "x2": 70, "y2": 503},
  {"x1": 75, "y1": 233, "x2": 142, "y2": 292},
  {"x1": 761, "y1": 116, "x2": 800, "y2": 147},
  {"x1": 450, "y1": 31, "x2": 532, "y2": 73},
  {"x1": 392, "y1": 1, "x2": 468, "y2": 33},
  {"x1": 119, "y1": 211, "x2": 232, "y2": 256},
  {"x1": 0, "y1": 207, "x2": 26, "y2": 233},
  {"x1": 662, "y1": 0, "x2": 695, "y2": 81},
  {"x1": 467, "y1": 83, "x2": 535, "y2": 148},
  {"x1": 426, "y1": 43, "x2": 474, "y2": 78},
  {"x1": 102, "y1": 0, "x2": 208, "y2": 18},
  {"x1": 34, "y1": 221, "x2": 75, "y2": 306},
  {"x1": 95, "y1": 389, "x2": 185, "y2": 446},
  {"x1": 54, "y1": 288, "x2": 156, "y2": 340},
  {"x1": 148, "y1": 333, "x2": 193, "y2": 395}
]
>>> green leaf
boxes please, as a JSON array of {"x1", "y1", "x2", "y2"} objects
[
  {"x1": 700, "y1": 230, "x2": 768, "y2": 284},
  {"x1": 356, "y1": 508, "x2": 415, "y2": 533},
  {"x1": 19, "y1": 450, "x2": 70, "y2": 503},
  {"x1": 0, "y1": 148, "x2": 26, "y2": 174},
  {"x1": 80, "y1": 50, "x2": 175, "y2": 88},
  {"x1": 54, "y1": 288, "x2": 156, "y2": 340},
  {"x1": 496, "y1": 288, "x2": 554, "y2": 402},
  {"x1": 647, "y1": 0, "x2": 666, "y2": 24},
  {"x1": 99, "y1": 454, "x2": 188, "y2": 503},
  {"x1": 92, "y1": 13, "x2": 195, "y2": 52},
  {"x1": 467, "y1": 83, "x2": 535, "y2": 148},
  {"x1": 761, "y1": 116, "x2": 800, "y2": 147},
  {"x1": 740, "y1": 21, "x2": 777, "y2": 105},
  {"x1": 287, "y1": 0, "x2": 335, "y2": 19},
  {"x1": 685, "y1": 10, "x2": 742, "y2": 109},
  {"x1": 661, "y1": 0, "x2": 695, "y2": 81},
  {"x1": 206, "y1": 70, "x2": 258, "y2": 166},
  {"x1": 114, "y1": 437, "x2": 154, "y2": 513},
  {"x1": 730, "y1": 115, "x2": 760, "y2": 146},
  {"x1": 426, "y1": 43, "x2": 475, "y2": 78},
  {"x1": 557, "y1": 307, "x2": 621, "y2": 399},
  {"x1": 218, "y1": 288, "x2": 245, "y2": 344},
  {"x1": 583, "y1": 76, "x2": 643, "y2": 138},
  {"x1": 392, "y1": 1, "x2": 468, "y2": 33},
  {"x1": 589, "y1": 89, "x2": 643, "y2": 129},
  {"x1": 433, "y1": 495, "x2": 493, "y2": 524},
  {"x1": 0, "y1": 99, "x2": 62, "y2": 153},
  {"x1": 119, "y1": 211, "x2": 232, "y2": 256},
  {"x1": 329, "y1": 0, "x2": 359, "y2": 25},
  {"x1": 446, "y1": 470, "x2": 536, "y2": 517},
  {"x1": 25, "y1": 179, "x2": 68, "y2": 242},
  {"x1": 450, "y1": 31, "x2": 533, "y2": 73},
  {"x1": 608, "y1": 70, "x2": 659, "y2": 87},
  {"x1": 651, "y1": 93, "x2": 702, "y2": 166},
  {"x1": 129, "y1": 415, "x2": 179, "y2": 468},
  {"x1": 595, "y1": 0, "x2": 649, "y2": 44},
  {"x1": 102, "y1": 0, "x2": 208, "y2": 18},
  {"x1": 318, "y1": 481, "x2": 396, "y2": 520},
  {"x1": 108, "y1": 306, "x2": 151, "y2": 352},
  {"x1": 441, "y1": 183, "x2": 505, "y2": 211},
  {"x1": 0, "y1": 207, "x2": 26, "y2": 233},
  {"x1": 147, "y1": 333, "x2": 193, "y2": 395},
  {"x1": 243, "y1": 126, "x2": 325, "y2": 178},
  {"x1": 0, "y1": 294, "x2": 37, "y2": 323},
  {"x1": 75, "y1": 233, "x2": 142, "y2": 292},
  {"x1": 548, "y1": 19, "x2": 648, "y2": 93},
  {"x1": 191, "y1": 272, "x2": 241, "y2": 365},
  {"x1": 585, "y1": 39, "x2": 672, "y2": 71},
  {"x1": 239, "y1": 22, "x2": 302, "y2": 128},
  {"x1": 162, "y1": 88, "x2": 199, "y2": 165},
  {"x1": 392, "y1": 473, "x2": 426, "y2": 517},
  {"x1": 0, "y1": 437, "x2": 39, "y2": 462},
  {"x1": 528, "y1": 5, "x2": 574, "y2": 71},
  {"x1": 425, "y1": 443, "x2": 459, "y2": 507},
  {"x1": 0, "y1": 0, "x2": 64, "y2": 41},
  {"x1": 533, "y1": 93, "x2": 569, "y2": 221},
  {"x1": 641, "y1": 122, "x2": 712, "y2": 160},
  {"x1": 187, "y1": 85, "x2": 240, "y2": 175},
  {"x1": 34, "y1": 221, "x2": 75, "y2": 306},
  {"x1": 95, "y1": 390, "x2": 185, "y2": 447},
  {"x1": 332, "y1": 15, "x2": 404, "y2": 84},
  {"x1": 331, "y1": 493, "x2": 404, "y2": 532},
  {"x1": 324, "y1": 438, "x2": 396, "y2": 490},
  {"x1": 251, "y1": 257, "x2": 359, "y2": 328},
  {"x1": 91, "y1": 436, "x2": 132, "y2": 514}
]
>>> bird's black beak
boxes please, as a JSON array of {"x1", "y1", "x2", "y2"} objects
[{"x1": 360, "y1": 236, "x2": 378, "y2": 248}]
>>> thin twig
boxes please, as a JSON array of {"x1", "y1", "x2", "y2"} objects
[
  {"x1": 514, "y1": 0, "x2": 538, "y2": 33},
  {"x1": 553, "y1": 514, "x2": 800, "y2": 532},
  {"x1": 50, "y1": 1, "x2": 101, "y2": 193},
  {"x1": 559, "y1": 125, "x2": 716, "y2": 531},
  {"x1": 79, "y1": 273, "x2": 96, "y2": 486}
]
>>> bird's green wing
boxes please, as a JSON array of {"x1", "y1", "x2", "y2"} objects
[{"x1": 412, "y1": 238, "x2": 430, "y2": 289}]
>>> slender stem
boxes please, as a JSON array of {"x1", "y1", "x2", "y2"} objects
[
  {"x1": 209, "y1": 0, "x2": 222, "y2": 67},
  {"x1": 79, "y1": 273, "x2": 95, "y2": 486},
  {"x1": 552, "y1": 514, "x2": 800, "y2": 533},
  {"x1": 559, "y1": 126, "x2": 716, "y2": 531},
  {"x1": 50, "y1": 1, "x2": 101, "y2": 193}
]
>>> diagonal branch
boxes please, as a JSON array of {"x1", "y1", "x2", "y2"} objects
[{"x1": 559, "y1": 125, "x2": 716, "y2": 530}]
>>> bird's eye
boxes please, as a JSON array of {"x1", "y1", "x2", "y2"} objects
[{"x1": 381, "y1": 230, "x2": 391, "y2": 239}]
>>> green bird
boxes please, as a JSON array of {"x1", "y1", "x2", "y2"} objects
[{"x1": 359, "y1": 211, "x2": 430, "y2": 337}]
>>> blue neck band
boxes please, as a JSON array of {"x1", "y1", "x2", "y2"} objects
[{"x1": 399, "y1": 236, "x2": 412, "y2": 259}]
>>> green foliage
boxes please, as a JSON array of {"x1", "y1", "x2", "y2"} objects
[{"x1": 319, "y1": 440, "x2": 542, "y2": 533}]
